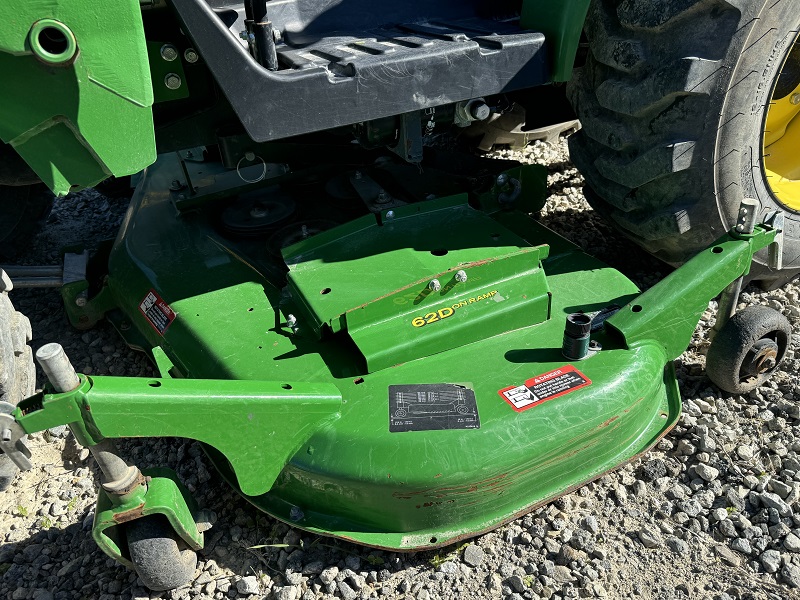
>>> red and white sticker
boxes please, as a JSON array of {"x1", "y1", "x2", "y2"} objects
[
  {"x1": 139, "y1": 289, "x2": 176, "y2": 335},
  {"x1": 498, "y1": 365, "x2": 592, "y2": 413}
]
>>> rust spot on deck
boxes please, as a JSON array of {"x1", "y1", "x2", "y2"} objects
[{"x1": 112, "y1": 503, "x2": 145, "y2": 524}]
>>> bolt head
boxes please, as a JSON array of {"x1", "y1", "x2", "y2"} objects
[
  {"x1": 791, "y1": 93, "x2": 800, "y2": 105},
  {"x1": 75, "y1": 296, "x2": 87, "y2": 307},
  {"x1": 376, "y1": 190, "x2": 390, "y2": 204},
  {"x1": 164, "y1": 73, "x2": 182, "y2": 90},
  {"x1": 184, "y1": 48, "x2": 199, "y2": 63},
  {"x1": 455, "y1": 270, "x2": 467, "y2": 283},
  {"x1": 160, "y1": 44, "x2": 178, "y2": 62},
  {"x1": 428, "y1": 279, "x2": 441, "y2": 292},
  {"x1": 470, "y1": 101, "x2": 491, "y2": 121},
  {"x1": 496, "y1": 174, "x2": 508, "y2": 187},
  {"x1": 386, "y1": 210, "x2": 395, "y2": 220}
]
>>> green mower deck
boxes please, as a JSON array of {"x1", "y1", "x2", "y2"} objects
[{"x1": 6, "y1": 154, "x2": 782, "y2": 556}]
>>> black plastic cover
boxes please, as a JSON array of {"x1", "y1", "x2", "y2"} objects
[{"x1": 169, "y1": 0, "x2": 549, "y2": 142}]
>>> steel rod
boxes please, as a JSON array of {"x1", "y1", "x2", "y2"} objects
[
  {"x1": 0, "y1": 265, "x2": 62, "y2": 276},
  {"x1": 35, "y1": 343, "x2": 132, "y2": 485}
]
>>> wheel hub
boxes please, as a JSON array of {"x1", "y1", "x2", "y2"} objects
[
  {"x1": 742, "y1": 337, "x2": 779, "y2": 378},
  {"x1": 763, "y1": 35, "x2": 800, "y2": 211}
]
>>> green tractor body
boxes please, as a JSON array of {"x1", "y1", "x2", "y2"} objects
[{"x1": 0, "y1": 0, "x2": 798, "y2": 589}]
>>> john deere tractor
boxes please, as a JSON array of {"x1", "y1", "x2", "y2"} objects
[{"x1": 0, "y1": 0, "x2": 797, "y2": 591}]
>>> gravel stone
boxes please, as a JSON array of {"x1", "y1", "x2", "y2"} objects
[
  {"x1": 715, "y1": 545, "x2": 742, "y2": 567},
  {"x1": 695, "y1": 464, "x2": 719, "y2": 482},
  {"x1": 759, "y1": 492, "x2": 793, "y2": 517},
  {"x1": 319, "y1": 567, "x2": 338, "y2": 585},
  {"x1": 337, "y1": 581, "x2": 358, "y2": 600},
  {"x1": 782, "y1": 564, "x2": 800, "y2": 588},
  {"x1": 638, "y1": 527, "x2": 662, "y2": 549},
  {"x1": 785, "y1": 533, "x2": 800, "y2": 552},
  {"x1": 761, "y1": 550, "x2": 782, "y2": 574},
  {"x1": 462, "y1": 544, "x2": 485, "y2": 567},
  {"x1": 236, "y1": 576, "x2": 259, "y2": 595}
]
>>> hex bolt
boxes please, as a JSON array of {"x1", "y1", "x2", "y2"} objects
[
  {"x1": 455, "y1": 270, "x2": 467, "y2": 283},
  {"x1": 496, "y1": 174, "x2": 508, "y2": 187},
  {"x1": 376, "y1": 190, "x2": 390, "y2": 204},
  {"x1": 164, "y1": 73, "x2": 182, "y2": 90},
  {"x1": 792, "y1": 93, "x2": 800, "y2": 105},
  {"x1": 160, "y1": 44, "x2": 178, "y2": 62},
  {"x1": 429, "y1": 279, "x2": 441, "y2": 292},
  {"x1": 470, "y1": 101, "x2": 491, "y2": 121},
  {"x1": 184, "y1": 48, "x2": 199, "y2": 63},
  {"x1": 289, "y1": 506, "x2": 304, "y2": 521}
]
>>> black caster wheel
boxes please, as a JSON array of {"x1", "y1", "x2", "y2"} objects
[
  {"x1": 706, "y1": 306, "x2": 792, "y2": 394},
  {"x1": 126, "y1": 514, "x2": 197, "y2": 591}
]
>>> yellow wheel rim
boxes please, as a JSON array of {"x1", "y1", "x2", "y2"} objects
[{"x1": 764, "y1": 36, "x2": 800, "y2": 211}]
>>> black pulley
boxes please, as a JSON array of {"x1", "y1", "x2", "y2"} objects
[{"x1": 219, "y1": 187, "x2": 295, "y2": 237}]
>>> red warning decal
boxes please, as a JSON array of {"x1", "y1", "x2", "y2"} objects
[
  {"x1": 498, "y1": 365, "x2": 592, "y2": 413},
  {"x1": 139, "y1": 289, "x2": 176, "y2": 335}
]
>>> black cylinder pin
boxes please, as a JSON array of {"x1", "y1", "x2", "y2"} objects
[{"x1": 562, "y1": 312, "x2": 592, "y2": 360}]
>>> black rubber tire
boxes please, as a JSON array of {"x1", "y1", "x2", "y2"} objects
[
  {"x1": 126, "y1": 514, "x2": 197, "y2": 591},
  {"x1": 0, "y1": 184, "x2": 54, "y2": 260},
  {"x1": 706, "y1": 306, "x2": 792, "y2": 394},
  {"x1": 0, "y1": 275, "x2": 35, "y2": 491},
  {"x1": 568, "y1": 0, "x2": 800, "y2": 286}
]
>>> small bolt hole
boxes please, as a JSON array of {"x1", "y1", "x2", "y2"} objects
[
  {"x1": 320, "y1": 288, "x2": 331, "y2": 295},
  {"x1": 247, "y1": 307, "x2": 254, "y2": 312},
  {"x1": 39, "y1": 27, "x2": 68, "y2": 55},
  {"x1": 281, "y1": 384, "x2": 292, "y2": 390},
  {"x1": 712, "y1": 247, "x2": 724, "y2": 254},
  {"x1": 631, "y1": 305, "x2": 643, "y2": 313},
  {"x1": 148, "y1": 381, "x2": 162, "y2": 388},
  {"x1": 429, "y1": 537, "x2": 437, "y2": 544},
  {"x1": 354, "y1": 377, "x2": 365, "y2": 385}
]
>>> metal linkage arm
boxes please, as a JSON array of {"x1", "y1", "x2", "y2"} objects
[{"x1": 606, "y1": 217, "x2": 782, "y2": 361}]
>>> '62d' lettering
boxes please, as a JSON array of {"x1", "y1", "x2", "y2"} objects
[{"x1": 411, "y1": 307, "x2": 454, "y2": 328}]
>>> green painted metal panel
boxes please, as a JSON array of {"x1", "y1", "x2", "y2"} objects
[
  {"x1": 284, "y1": 197, "x2": 551, "y2": 371},
  {"x1": 607, "y1": 227, "x2": 778, "y2": 359},
  {"x1": 521, "y1": 0, "x2": 592, "y2": 82},
  {"x1": 85, "y1": 377, "x2": 342, "y2": 497},
  {"x1": 0, "y1": 0, "x2": 155, "y2": 195}
]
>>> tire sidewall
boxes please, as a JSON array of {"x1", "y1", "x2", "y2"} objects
[{"x1": 715, "y1": 0, "x2": 800, "y2": 270}]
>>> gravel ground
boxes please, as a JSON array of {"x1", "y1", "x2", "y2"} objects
[{"x1": 3, "y1": 137, "x2": 800, "y2": 600}]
